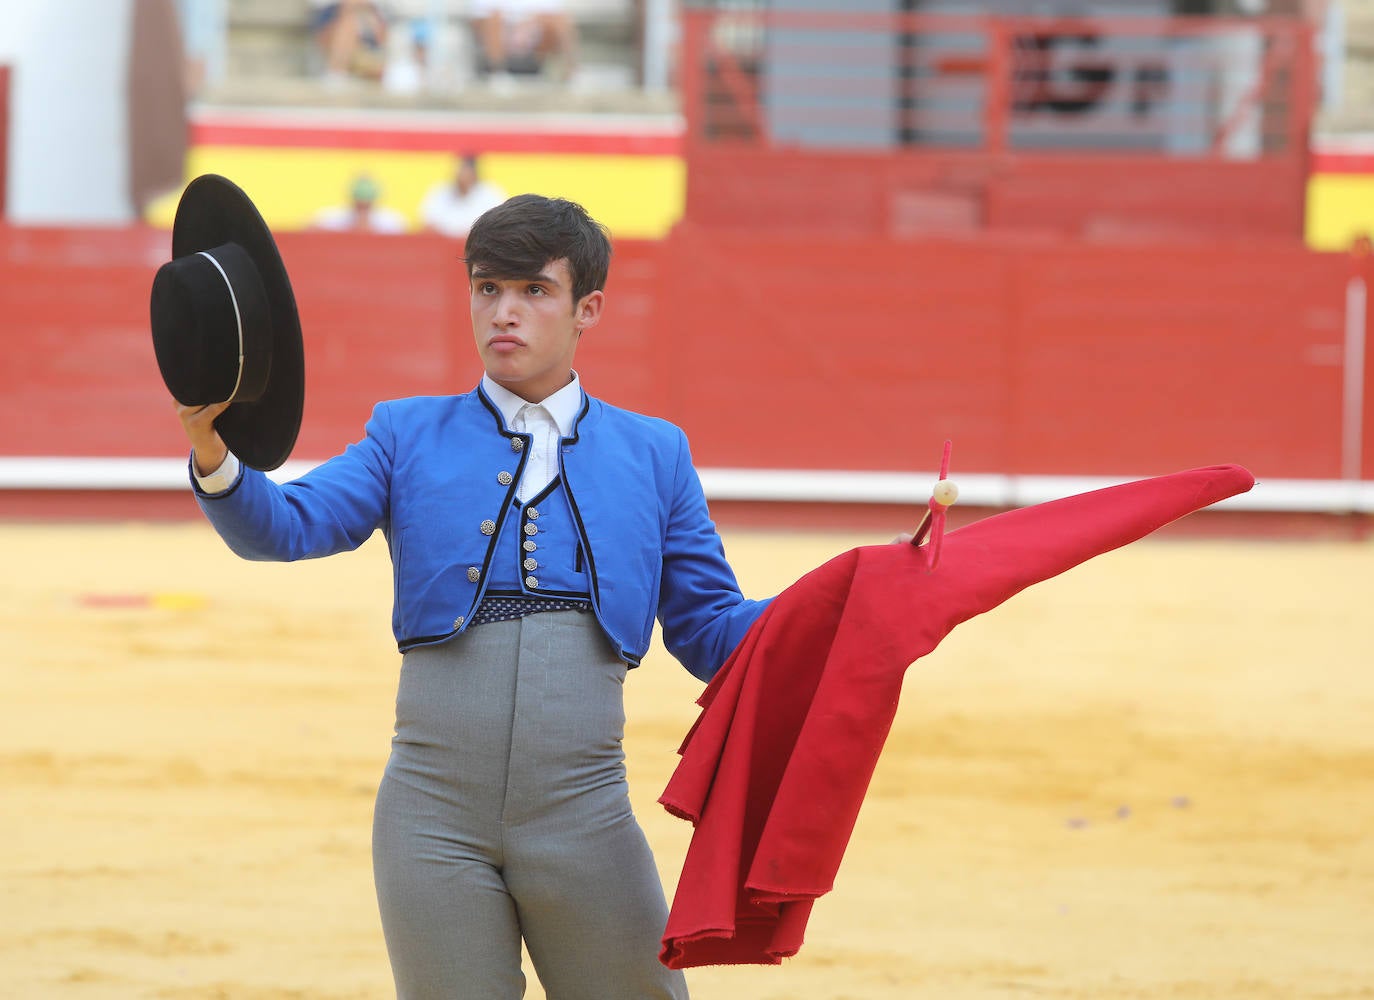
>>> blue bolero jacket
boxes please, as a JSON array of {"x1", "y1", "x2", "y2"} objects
[{"x1": 194, "y1": 385, "x2": 771, "y2": 682}]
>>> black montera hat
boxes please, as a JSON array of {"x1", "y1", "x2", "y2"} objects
[{"x1": 150, "y1": 174, "x2": 304, "y2": 471}]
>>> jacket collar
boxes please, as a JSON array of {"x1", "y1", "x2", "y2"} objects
[
  {"x1": 477, "y1": 373, "x2": 586, "y2": 437},
  {"x1": 478, "y1": 373, "x2": 585, "y2": 436}
]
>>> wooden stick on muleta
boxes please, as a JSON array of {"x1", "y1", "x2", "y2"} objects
[{"x1": 910, "y1": 439, "x2": 959, "y2": 571}]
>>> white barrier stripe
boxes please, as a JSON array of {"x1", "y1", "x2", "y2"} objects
[
  {"x1": 698, "y1": 468, "x2": 1013, "y2": 505},
  {"x1": 196, "y1": 250, "x2": 246, "y2": 403},
  {"x1": 0, "y1": 458, "x2": 1371, "y2": 513},
  {"x1": 0, "y1": 458, "x2": 318, "y2": 490}
]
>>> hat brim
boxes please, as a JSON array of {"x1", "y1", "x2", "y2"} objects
[{"x1": 170, "y1": 174, "x2": 304, "y2": 472}]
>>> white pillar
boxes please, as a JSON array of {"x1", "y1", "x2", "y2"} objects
[
  {"x1": 642, "y1": 0, "x2": 675, "y2": 92},
  {"x1": 0, "y1": 0, "x2": 135, "y2": 225}
]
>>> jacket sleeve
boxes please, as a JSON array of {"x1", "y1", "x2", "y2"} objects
[
  {"x1": 656, "y1": 429, "x2": 772, "y2": 682},
  {"x1": 194, "y1": 403, "x2": 395, "y2": 562}
]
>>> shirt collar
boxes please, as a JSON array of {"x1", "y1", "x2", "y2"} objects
[{"x1": 481, "y1": 371, "x2": 582, "y2": 437}]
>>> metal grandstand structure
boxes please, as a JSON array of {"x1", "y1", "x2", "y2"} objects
[{"x1": 677, "y1": 5, "x2": 1317, "y2": 241}]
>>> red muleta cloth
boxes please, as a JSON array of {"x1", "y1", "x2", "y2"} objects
[{"x1": 659, "y1": 464, "x2": 1255, "y2": 969}]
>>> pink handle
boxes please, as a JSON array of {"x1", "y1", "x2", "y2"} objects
[{"x1": 913, "y1": 440, "x2": 953, "y2": 571}]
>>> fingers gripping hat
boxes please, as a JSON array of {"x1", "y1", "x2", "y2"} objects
[{"x1": 150, "y1": 174, "x2": 304, "y2": 471}]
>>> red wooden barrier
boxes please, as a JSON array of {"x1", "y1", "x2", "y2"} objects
[
  {"x1": 0, "y1": 228, "x2": 464, "y2": 459},
  {"x1": 0, "y1": 226, "x2": 1365, "y2": 491},
  {"x1": 651, "y1": 225, "x2": 1358, "y2": 483}
]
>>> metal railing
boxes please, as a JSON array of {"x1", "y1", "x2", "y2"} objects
[{"x1": 680, "y1": 8, "x2": 1316, "y2": 161}]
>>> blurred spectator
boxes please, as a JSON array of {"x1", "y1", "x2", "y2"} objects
[
  {"x1": 419, "y1": 155, "x2": 507, "y2": 238},
  {"x1": 469, "y1": 0, "x2": 579, "y2": 87},
  {"x1": 382, "y1": 0, "x2": 455, "y2": 94},
  {"x1": 311, "y1": 174, "x2": 409, "y2": 233},
  {"x1": 309, "y1": 0, "x2": 390, "y2": 84},
  {"x1": 383, "y1": 7, "x2": 431, "y2": 93},
  {"x1": 174, "y1": 0, "x2": 228, "y2": 97}
]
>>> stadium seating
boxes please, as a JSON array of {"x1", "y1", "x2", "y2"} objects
[{"x1": 212, "y1": 0, "x2": 667, "y2": 113}]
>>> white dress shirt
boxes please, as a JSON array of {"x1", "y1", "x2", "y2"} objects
[
  {"x1": 480, "y1": 371, "x2": 582, "y2": 502},
  {"x1": 194, "y1": 448, "x2": 240, "y2": 494}
]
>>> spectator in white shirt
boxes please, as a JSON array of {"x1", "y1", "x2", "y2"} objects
[{"x1": 419, "y1": 155, "x2": 507, "y2": 239}]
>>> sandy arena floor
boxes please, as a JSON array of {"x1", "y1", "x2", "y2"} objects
[{"x1": 2, "y1": 518, "x2": 1372, "y2": 999}]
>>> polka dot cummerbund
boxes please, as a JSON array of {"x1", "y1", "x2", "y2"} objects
[{"x1": 469, "y1": 594, "x2": 592, "y2": 628}]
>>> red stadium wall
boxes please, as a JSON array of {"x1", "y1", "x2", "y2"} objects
[
  {"x1": 0, "y1": 227, "x2": 469, "y2": 462},
  {"x1": 2, "y1": 224, "x2": 1370, "y2": 499},
  {"x1": 684, "y1": 152, "x2": 1309, "y2": 244},
  {"x1": 648, "y1": 225, "x2": 1370, "y2": 483}
]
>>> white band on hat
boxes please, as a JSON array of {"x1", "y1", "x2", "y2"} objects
[{"x1": 196, "y1": 250, "x2": 246, "y2": 403}]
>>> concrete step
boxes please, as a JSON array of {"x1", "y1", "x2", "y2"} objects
[
  {"x1": 229, "y1": 0, "x2": 308, "y2": 28},
  {"x1": 225, "y1": 26, "x2": 313, "y2": 79},
  {"x1": 199, "y1": 72, "x2": 679, "y2": 115},
  {"x1": 1342, "y1": 0, "x2": 1374, "y2": 55}
]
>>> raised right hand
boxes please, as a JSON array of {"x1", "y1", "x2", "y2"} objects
[{"x1": 175, "y1": 400, "x2": 231, "y2": 476}]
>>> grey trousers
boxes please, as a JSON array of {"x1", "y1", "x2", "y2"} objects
[{"x1": 372, "y1": 610, "x2": 690, "y2": 1000}]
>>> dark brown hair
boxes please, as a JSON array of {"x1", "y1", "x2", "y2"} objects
[{"x1": 463, "y1": 193, "x2": 612, "y2": 305}]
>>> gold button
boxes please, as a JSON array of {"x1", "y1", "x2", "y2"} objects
[
  {"x1": 522, "y1": 539, "x2": 537, "y2": 552},
  {"x1": 525, "y1": 576, "x2": 539, "y2": 589},
  {"x1": 526, "y1": 507, "x2": 539, "y2": 520},
  {"x1": 466, "y1": 566, "x2": 480, "y2": 582},
  {"x1": 523, "y1": 557, "x2": 538, "y2": 571},
  {"x1": 510, "y1": 437, "x2": 524, "y2": 451},
  {"x1": 452, "y1": 616, "x2": 465, "y2": 629},
  {"x1": 480, "y1": 519, "x2": 496, "y2": 535},
  {"x1": 497, "y1": 471, "x2": 513, "y2": 486},
  {"x1": 524, "y1": 523, "x2": 537, "y2": 536}
]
